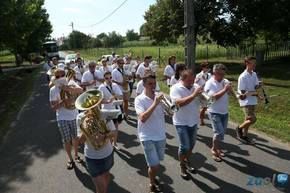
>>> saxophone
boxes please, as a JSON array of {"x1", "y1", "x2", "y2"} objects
[{"x1": 75, "y1": 89, "x2": 111, "y2": 150}]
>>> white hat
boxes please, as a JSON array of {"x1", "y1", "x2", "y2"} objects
[{"x1": 57, "y1": 63, "x2": 65, "y2": 70}]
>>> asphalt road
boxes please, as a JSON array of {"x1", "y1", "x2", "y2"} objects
[{"x1": 0, "y1": 71, "x2": 289, "y2": 193}]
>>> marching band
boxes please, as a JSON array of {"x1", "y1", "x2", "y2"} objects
[{"x1": 46, "y1": 53, "x2": 265, "y2": 193}]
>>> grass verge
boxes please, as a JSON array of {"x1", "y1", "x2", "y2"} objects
[{"x1": 0, "y1": 67, "x2": 41, "y2": 143}]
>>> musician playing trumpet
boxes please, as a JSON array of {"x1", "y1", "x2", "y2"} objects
[
  {"x1": 134, "y1": 74, "x2": 166, "y2": 193},
  {"x1": 236, "y1": 56, "x2": 263, "y2": 144},
  {"x1": 81, "y1": 61, "x2": 103, "y2": 90},
  {"x1": 204, "y1": 64, "x2": 233, "y2": 162}
]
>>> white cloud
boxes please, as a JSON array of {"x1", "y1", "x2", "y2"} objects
[{"x1": 62, "y1": 7, "x2": 82, "y2": 13}]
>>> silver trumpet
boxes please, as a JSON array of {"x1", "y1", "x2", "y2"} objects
[
  {"x1": 160, "y1": 94, "x2": 179, "y2": 116},
  {"x1": 199, "y1": 92, "x2": 215, "y2": 108}
]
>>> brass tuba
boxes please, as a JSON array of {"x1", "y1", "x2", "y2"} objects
[{"x1": 75, "y1": 89, "x2": 111, "y2": 150}]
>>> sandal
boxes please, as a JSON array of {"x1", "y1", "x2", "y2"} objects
[
  {"x1": 75, "y1": 156, "x2": 83, "y2": 163},
  {"x1": 218, "y1": 151, "x2": 225, "y2": 157},
  {"x1": 211, "y1": 150, "x2": 222, "y2": 162},
  {"x1": 66, "y1": 160, "x2": 74, "y2": 170}
]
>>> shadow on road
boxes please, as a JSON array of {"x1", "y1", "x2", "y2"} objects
[{"x1": 0, "y1": 72, "x2": 63, "y2": 192}]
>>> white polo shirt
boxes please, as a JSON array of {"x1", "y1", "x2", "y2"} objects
[
  {"x1": 81, "y1": 70, "x2": 103, "y2": 90},
  {"x1": 136, "y1": 64, "x2": 152, "y2": 78},
  {"x1": 170, "y1": 82, "x2": 200, "y2": 127},
  {"x1": 169, "y1": 76, "x2": 179, "y2": 86},
  {"x1": 112, "y1": 67, "x2": 128, "y2": 92},
  {"x1": 164, "y1": 65, "x2": 175, "y2": 85},
  {"x1": 98, "y1": 83, "x2": 122, "y2": 110},
  {"x1": 136, "y1": 80, "x2": 160, "y2": 95},
  {"x1": 134, "y1": 92, "x2": 166, "y2": 142},
  {"x1": 238, "y1": 70, "x2": 259, "y2": 106},
  {"x1": 195, "y1": 71, "x2": 211, "y2": 87},
  {"x1": 204, "y1": 77, "x2": 229, "y2": 114}
]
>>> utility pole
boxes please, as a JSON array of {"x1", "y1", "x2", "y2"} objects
[
  {"x1": 184, "y1": 0, "x2": 196, "y2": 72},
  {"x1": 69, "y1": 22, "x2": 74, "y2": 32}
]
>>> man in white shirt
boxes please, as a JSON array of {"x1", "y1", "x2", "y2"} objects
[
  {"x1": 163, "y1": 56, "x2": 176, "y2": 86},
  {"x1": 49, "y1": 68, "x2": 83, "y2": 170},
  {"x1": 81, "y1": 61, "x2": 103, "y2": 91},
  {"x1": 195, "y1": 62, "x2": 212, "y2": 125},
  {"x1": 134, "y1": 74, "x2": 166, "y2": 193},
  {"x1": 170, "y1": 69, "x2": 203, "y2": 179},
  {"x1": 136, "y1": 56, "x2": 155, "y2": 81},
  {"x1": 236, "y1": 56, "x2": 262, "y2": 144},
  {"x1": 112, "y1": 58, "x2": 130, "y2": 119},
  {"x1": 73, "y1": 57, "x2": 85, "y2": 86},
  {"x1": 99, "y1": 71, "x2": 123, "y2": 150},
  {"x1": 99, "y1": 58, "x2": 113, "y2": 77},
  {"x1": 204, "y1": 64, "x2": 233, "y2": 162}
]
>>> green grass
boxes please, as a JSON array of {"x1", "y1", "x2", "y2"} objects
[
  {"x1": 156, "y1": 59, "x2": 290, "y2": 143},
  {"x1": 0, "y1": 67, "x2": 41, "y2": 142}
]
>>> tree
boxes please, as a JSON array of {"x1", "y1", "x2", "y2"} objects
[
  {"x1": 126, "y1": 29, "x2": 139, "y2": 41},
  {"x1": 68, "y1": 31, "x2": 90, "y2": 49},
  {"x1": 103, "y1": 31, "x2": 124, "y2": 47},
  {"x1": 0, "y1": 0, "x2": 52, "y2": 65}
]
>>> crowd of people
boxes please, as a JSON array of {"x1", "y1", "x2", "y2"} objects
[{"x1": 45, "y1": 52, "x2": 263, "y2": 193}]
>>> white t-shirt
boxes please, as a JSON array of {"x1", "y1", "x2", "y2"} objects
[
  {"x1": 99, "y1": 66, "x2": 113, "y2": 77},
  {"x1": 73, "y1": 66, "x2": 84, "y2": 84},
  {"x1": 195, "y1": 71, "x2": 211, "y2": 87},
  {"x1": 238, "y1": 70, "x2": 259, "y2": 106},
  {"x1": 134, "y1": 93, "x2": 166, "y2": 142},
  {"x1": 169, "y1": 76, "x2": 179, "y2": 86},
  {"x1": 170, "y1": 82, "x2": 200, "y2": 127},
  {"x1": 164, "y1": 65, "x2": 175, "y2": 85},
  {"x1": 81, "y1": 70, "x2": 103, "y2": 90},
  {"x1": 112, "y1": 67, "x2": 128, "y2": 92},
  {"x1": 49, "y1": 80, "x2": 79, "y2": 121},
  {"x1": 136, "y1": 63, "x2": 153, "y2": 79},
  {"x1": 99, "y1": 83, "x2": 123, "y2": 110},
  {"x1": 204, "y1": 77, "x2": 229, "y2": 114},
  {"x1": 136, "y1": 80, "x2": 160, "y2": 95},
  {"x1": 76, "y1": 112, "x2": 115, "y2": 159}
]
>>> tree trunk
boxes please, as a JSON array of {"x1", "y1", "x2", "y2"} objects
[{"x1": 15, "y1": 53, "x2": 23, "y2": 66}]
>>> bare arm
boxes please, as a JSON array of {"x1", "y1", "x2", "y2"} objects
[{"x1": 138, "y1": 94, "x2": 162, "y2": 123}]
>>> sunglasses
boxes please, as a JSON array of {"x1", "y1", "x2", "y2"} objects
[
  {"x1": 55, "y1": 74, "x2": 65, "y2": 79},
  {"x1": 105, "y1": 77, "x2": 112, "y2": 80}
]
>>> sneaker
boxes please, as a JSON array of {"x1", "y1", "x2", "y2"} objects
[
  {"x1": 149, "y1": 183, "x2": 162, "y2": 193},
  {"x1": 180, "y1": 163, "x2": 190, "y2": 180},
  {"x1": 235, "y1": 126, "x2": 243, "y2": 138},
  {"x1": 184, "y1": 160, "x2": 196, "y2": 173}
]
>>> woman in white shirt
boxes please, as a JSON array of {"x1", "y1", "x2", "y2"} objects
[{"x1": 169, "y1": 63, "x2": 186, "y2": 87}]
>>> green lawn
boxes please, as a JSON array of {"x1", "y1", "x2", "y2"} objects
[{"x1": 0, "y1": 67, "x2": 41, "y2": 142}]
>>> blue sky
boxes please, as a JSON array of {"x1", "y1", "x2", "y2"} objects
[{"x1": 44, "y1": 0, "x2": 156, "y2": 38}]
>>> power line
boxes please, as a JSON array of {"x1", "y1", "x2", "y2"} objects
[{"x1": 79, "y1": 0, "x2": 128, "y2": 28}]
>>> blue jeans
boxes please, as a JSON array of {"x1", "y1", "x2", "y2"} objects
[
  {"x1": 141, "y1": 139, "x2": 166, "y2": 167},
  {"x1": 209, "y1": 113, "x2": 228, "y2": 141},
  {"x1": 85, "y1": 152, "x2": 114, "y2": 177},
  {"x1": 175, "y1": 125, "x2": 198, "y2": 155}
]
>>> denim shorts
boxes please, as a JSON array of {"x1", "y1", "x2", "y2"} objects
[
  {"x1": 85, "y1": 152, "x2": 114, "y2": 177},
  {"x1": 209, "y1": 113, "x2": 228, "y2": 141},
  {"x1": 141, "y1": 139, "x2": 166, "y2": 167},
  {"x1": 175, "y1": 125, "x2": 198, "y2": 155}
]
